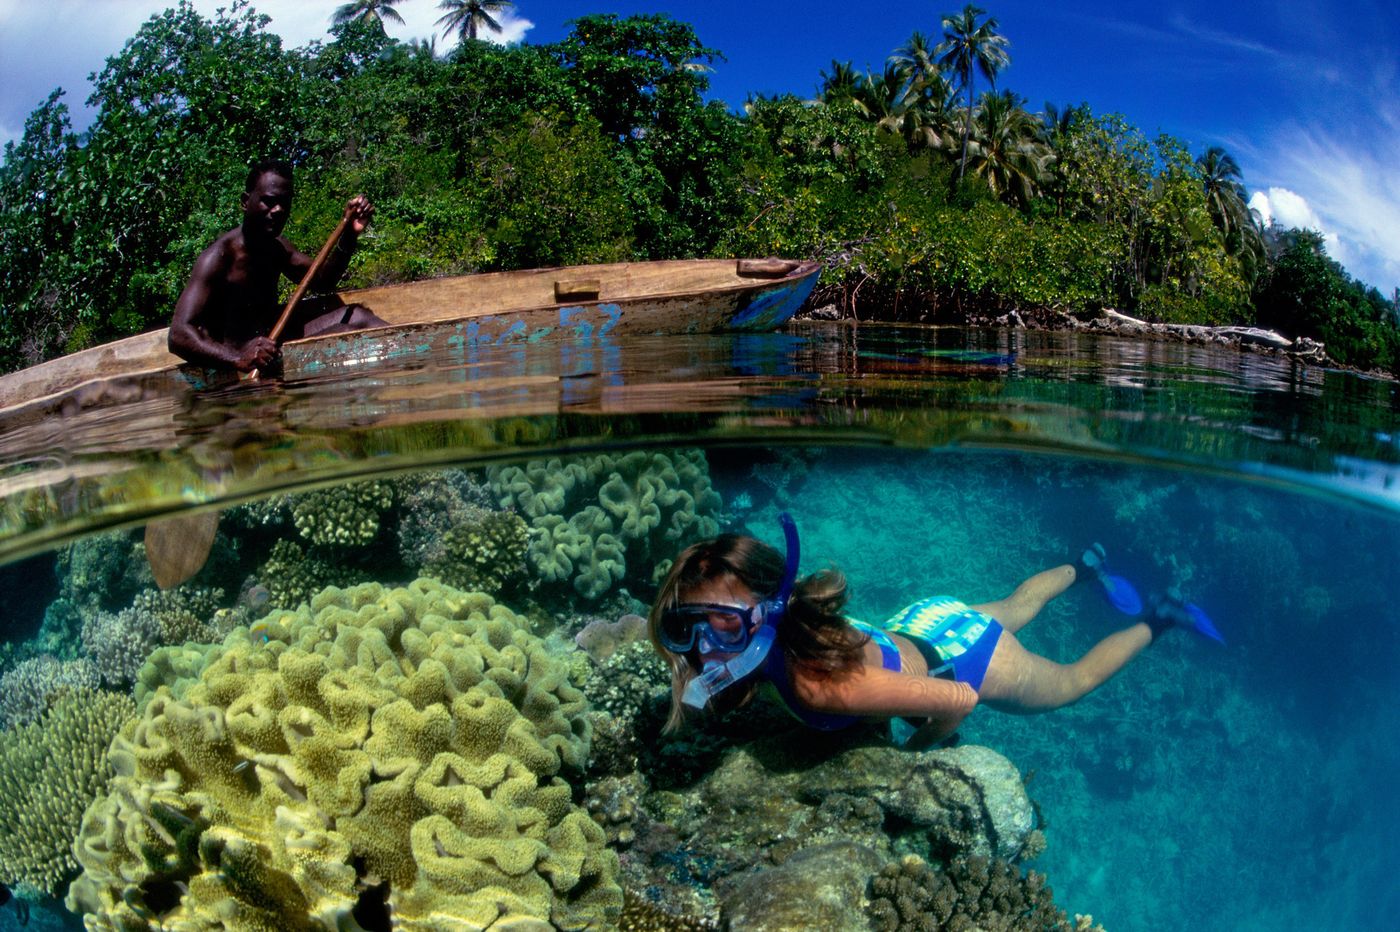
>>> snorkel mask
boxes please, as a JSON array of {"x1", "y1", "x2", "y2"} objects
[{"x1": 672, "y1": 513, "x2": 800, "y2": 711}]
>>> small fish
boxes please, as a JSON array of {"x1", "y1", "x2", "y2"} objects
[
  {"x1": 249, "y1": 619, "x2": 273, "y2": 644},
  {"x1": 241, "y1": 584, "x2": 271, "y2": 611}
]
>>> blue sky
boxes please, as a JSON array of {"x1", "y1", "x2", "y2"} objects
[{"x1": 1, "y1": 1, "x2": 1397, "y2": 292}]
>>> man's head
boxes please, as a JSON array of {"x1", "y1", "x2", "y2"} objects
[{"x1": 241, "y1": 159, "x2": 294, "y2": 240}]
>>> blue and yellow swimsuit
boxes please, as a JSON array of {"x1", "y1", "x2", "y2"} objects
[
  {"x1": 762, "y1": 596, "x2": 1003, "y2": 733},
  {"x1": 881, "y1": 596, "x2": 1004, "y2": 693}
]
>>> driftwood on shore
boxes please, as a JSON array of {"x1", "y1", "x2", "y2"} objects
[
  {"x1": 1091, "y1": 309, "x2": 1329, "y2": 363},
  {"x1": 801, "y1": 303, "x2": 1332, "y2": 366}
]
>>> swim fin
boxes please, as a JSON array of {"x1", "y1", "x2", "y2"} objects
[
  {"x1": 1184, "y1": 602, "x2": 1226, "y2": 644},
  {"x1": 1079, "y1": 543, "x2": 1143, "y2": 616},
  {"x1": 1149, "y1": 592, "x2": 1226, "y2": 644},
  {"x1": 1098, "y1": 572, "x2": 1144, "y2": 616}
]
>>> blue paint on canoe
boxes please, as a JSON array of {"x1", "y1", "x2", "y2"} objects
[{"x1": 730, "y1": 272, "x2": 820, "y2": 329}]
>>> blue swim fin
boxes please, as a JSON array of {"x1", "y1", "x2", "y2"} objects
[
  {"x1": 1185, "y1": 602, "x2": 1226, "y2": 644},
  {"x1": 1079, "y1": 543, "x2": 1143, "y2": 616},
  {"x1": 1098, "y1": 572, "x2": 1144, "y2": 616}
]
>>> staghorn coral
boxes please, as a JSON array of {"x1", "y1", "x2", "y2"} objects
[
  {"x1": 0, "y1": 654, "x2": 101, "y2": 730},
  {"x1": 489, "y1": 449, "x2": 723, "y2": 600},
  {"x1": 867, "y1": 853, "x2": 1099, "y2": 932},
  {"x1": 423, "y1": 509, "x2": 530, "y2": 597},
  {"x1": 290, "y1": 479, "x2": 394, "y2": 547},
  {"x1": 80, "y1": 605, "x2": 162, "y2": 689},
  {"x1": 67, "y1": 578, "x2": 622, "y2": 930},
  {"x1": 0, "y1": 689, "x2": 136, "y2": 898}
]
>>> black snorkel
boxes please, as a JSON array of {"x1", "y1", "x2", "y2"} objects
[{"x1": 681, "y1": 512, "x2": 800, "y2": 711}]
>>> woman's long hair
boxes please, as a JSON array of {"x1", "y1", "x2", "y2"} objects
[{"x1": 649, "y1": 532, "x2": 869, "y2": 733}]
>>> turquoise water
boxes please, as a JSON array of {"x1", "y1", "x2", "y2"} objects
[{"x1": 0, "y1": 323, "x2": 1396, "y2": 930}]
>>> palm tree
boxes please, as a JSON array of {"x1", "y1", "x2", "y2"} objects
[
  {"x1": 1197, "y1": 145, "x2": 1265, "y2": 280},
  {"x1": 1196, "y1": 146, "x2": 1254, "y2": 241},
  {"x1": 936, "y1": 4, "x2": 1011, "y2": 180},
  {"x1": 819, "y1": 60, "x2": 862, "y2": 104},
  {"x1": 436, "y1": 0, "x2": 514, "y2": 43},
  {"x1": 966, "y1": 90, "x2": 1050, "y2": 206},
  {"x1": 891, "y1": 31, "x2": 958, "y2": 151},
  {"x1": 332, "y1": 0, "x2": 405, "y2": 29}
]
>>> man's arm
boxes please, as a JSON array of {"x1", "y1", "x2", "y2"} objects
[
  {"x1": 285, "y1": 195, "x2": 373, "y2": 292},
  {"x1": 168, "y1": 244, "x2": 277, "y2": 371}
]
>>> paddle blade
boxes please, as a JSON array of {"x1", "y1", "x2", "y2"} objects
[
  {"x1": 1186, "y1": 602, "x2": 1226, "y2": 644},
  {"x1": 1099, "y1": 573, "x2": 1143, "y2": 616},
  {"x1": 144, "y1": 512, "x2": 220, "y2": 589}
]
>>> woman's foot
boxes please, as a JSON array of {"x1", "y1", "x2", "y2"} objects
[{"x1": 1076, "y1": 543, "x2": 1143, "y2": 616}]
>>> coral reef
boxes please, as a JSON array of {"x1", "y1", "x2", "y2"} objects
[
  {"x1": 722, "y1": 841, "x2": 886, "y2": 931},
  {"x1": 488, "y1": 449, "x2": 723, "y2": 600},
  {"x1": 67, "y1": 578, "x2": 621, "y2": 929},
  {"x1": 622, "y1": 737, "x2": 1038, "y2": 925},
  {"x1": 585, "y1": 772, "x2": 647, "y2": 847},
  {"x1": 80, "y1": 605, "x2": 162, "y2": 689},
  {"x1": 577, "y1": 640, "x2": 671, "y2": 777},
  {"x1": 395, "y1": 468, "x2": 497, "y2": 568},
  {"x1": 0, "y1": 655, "x2": 100, "y2": 730},
  {"x1": 620, "y1": 888, "x2": 718, "y2": 931},
  {"x1": 422, "y1": 509, "x2": 530, "y2": 598},
  {"x1": 576, "y1": 612, "x2": 648, "y2": 663},
  {"x1": 0, "y1": 689, "x2": 136, "y2": 898},
  {"x1": 867, "y1": 853, "x2": 1098, "y2": 932},
  {"x1": 257, "y1": 538, "x2": 365, "y2": 610},
  {"x1": 129, "y1": 585, "x2": 228, "y2": 645},
  {"x1": 290, "y1": 479, "x2": 395, "y2": 547},
  {"x1": 56, "y1": 530, "x2": 150, "y2": 615}
]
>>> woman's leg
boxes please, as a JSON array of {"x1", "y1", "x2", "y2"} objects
[
  {"x1": 976, "y1": 622, "x2": 1152, "y2": 713},
  {"x1": 972, "y1": 564, "x2": 1077, "y2": 634}
]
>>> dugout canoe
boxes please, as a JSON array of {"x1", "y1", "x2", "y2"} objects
[{"x1": 0, "y1": 257, "x2": 820, "y2": 416}]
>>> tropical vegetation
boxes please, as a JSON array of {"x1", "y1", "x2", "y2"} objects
[{"x1": 0, "y1": 1, "x2": 1396, "y2": 376}]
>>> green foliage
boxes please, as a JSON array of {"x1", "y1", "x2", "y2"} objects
[
  {"x1": 1255, "y1": 230, "x2": 1400, "y2": 373},
  {"x1": 475, "y1": 112, "x2": 632, "y2": 268},
  {"x1": 0, "y1": 6, "x2": 1395, "y2": 376}
]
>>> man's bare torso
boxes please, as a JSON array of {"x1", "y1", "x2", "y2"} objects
[{"x1": 199, "y1": 228, "x2": 294, "y2": 344}]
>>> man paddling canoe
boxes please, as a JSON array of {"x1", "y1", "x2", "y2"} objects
[{"x1": 168, "y1": 159, "x2": 387, "y2": 372}]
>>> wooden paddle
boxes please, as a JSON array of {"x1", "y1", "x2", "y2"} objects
[
  {"x1": 145, "y1": 211, "x2": 353, "y2": 588},
  {"x1": 248, "y1": 209, "x2": 353, "y2": 379},
  {"x1": 145, "y1": 511, "x2": 221, "y2": 589}
]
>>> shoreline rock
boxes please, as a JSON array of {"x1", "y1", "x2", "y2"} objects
[{"x1": 799, "y1": 303, "x2": 1371, "y2": 373}]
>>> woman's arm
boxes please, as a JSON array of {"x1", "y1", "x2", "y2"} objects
[{"x1": 792, "y1": 664, "x2": 978, "y2": 740}]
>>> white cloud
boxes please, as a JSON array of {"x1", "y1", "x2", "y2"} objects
[{"x1": 1250, "y1": 126, "x2": 1400, "y2": 291}]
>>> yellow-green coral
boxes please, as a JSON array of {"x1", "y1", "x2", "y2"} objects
[
  {"x1": 291, "y1": 479, "x2": 394, "y2": 547},
  {"x1": 0, "y1": 689, "x2": 136, "y2": 897},
  {"x1": 67, "y1": 578, "x2": 621, "y2": 930},
  {"x1": 490, "y1": 450, "x2": 722, "y2": 600},
  {"x1": 424, "y1": 509, "x2": 530, "y2": 596}
]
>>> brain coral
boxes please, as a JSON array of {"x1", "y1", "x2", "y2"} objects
[
  {"x1": 489, "y1": 450, "x2": 723, "y2": 600},
  {"x1": 66, "y1": 578, "x2": 621, "y2": 930},
  {"x1": 0, "y1": 689, "x2": 135, "y2": 898}
]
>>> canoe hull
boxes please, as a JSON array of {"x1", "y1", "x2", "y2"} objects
[{"x1": 0, "y1": 258, "x2": 819, "y2": 412}]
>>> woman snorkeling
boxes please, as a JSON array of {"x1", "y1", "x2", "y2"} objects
[{"x1": 649, "y1": 514, "x2": 1221, "y2": 746}]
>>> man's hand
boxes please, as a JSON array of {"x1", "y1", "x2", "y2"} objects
[
  {"x1": 234, "y1": 335, "x2": 279, "y2": 372},
  {"x1": 345, "y1": 195, "x2": 374, "y2": 235}
]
